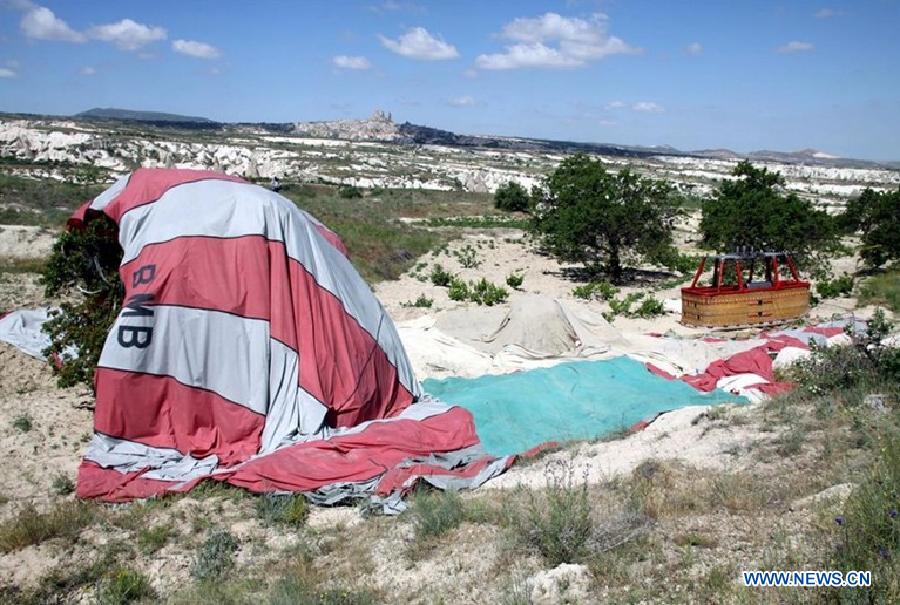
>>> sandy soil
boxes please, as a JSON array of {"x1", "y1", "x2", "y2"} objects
[
  {"x1": 0, "y1": 343, "x2": 91, "y2": 510},
  {"x1": 491, "y1": 404, "x2": 761, "y2": 490},
  {"x1": 0, "y1": 225, "x2": 57, "y2": 260}
]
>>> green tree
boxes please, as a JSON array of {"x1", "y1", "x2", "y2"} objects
[
  {"x1": 700, "y1": 160, "x2": 836, "y2": 262},
  {"x1": 533, "y1": 154, "x2": 680, "y2": 283},
  {"x1": 494, "y1": 181, "x2": 530, "y2": 212},
  {"x1": 42, "y1": 214, "x2": 123, "y2": 388},
  {"x1": 841, "y1": 187, "x2": 899, "y2": 268}
]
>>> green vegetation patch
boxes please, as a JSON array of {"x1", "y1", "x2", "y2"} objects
[
  {"x1": 859, "y1": 270, "x2": 900, "y2": 312},
  {"x1": 0, "y1": 173, "x2": 104, "y2": 227},
  {"x1": 0, "y1": 500, "x2": 98, "y2": 552}
]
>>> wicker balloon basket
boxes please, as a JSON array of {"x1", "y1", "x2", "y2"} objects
[
  {"x1": 681, "y1": 251, "x2": 810, "y2": 328},
  {"x1": 682, "y1": 286, "x2": 809, "y2": 328}
]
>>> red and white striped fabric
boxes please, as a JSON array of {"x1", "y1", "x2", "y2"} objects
[{"x1": 74, "y1": 169, "x2": 512, "y2": 506}]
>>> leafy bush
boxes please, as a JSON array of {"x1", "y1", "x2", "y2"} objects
[
  {"x1": 817, "y1": 274, "x2": 854, "y2": 299},
  {"x1": 572, "y1": 281, "x2": 619, "y2": 301},
  {"x1": 511, "y1": 464, "x2": 593, "y2": 566},
  {"x1": 42, "y1": 214, "x2": 123, "y2": 388},
  {"x1": 51, "y1": 474, "x2": 74, "y2": 496},
  {"x1": 494, "y1": 181, "x2": 530, "y2": 212},
  {"x1": 448, "y1": 277, "x2": 469, "y2": 301},
  {"x1": 454, "y1": 244, "x2": 481, "y2": 268},
  {"x1": 410, "y1": 489, "x2": 466, "y2": 541},
  {"x1": 401, "y1": 294, "x2": 433, "y2": 308},
  {"x1": 506, "y1": 273, "x2": 524, "y2": 289},
  {"x1": 608, "y1": 293, "x2": 642, "y2": 317},
  {"x1": 255, "y1": 494, "x2": 309, "y2": 528},
  {"x1": 338, "y1": 184, "x2": 362, "y2": 199},
  {"x1": 634, "y1": 296, "x2": 664, "y2": 318},
  {"x1": 469, "y1": 278, "x2": 508, "y2": 306},
  {"x1": 430, "y1": 263, "x2": 452, "y2": 287},
  {"x1": 785, "y1": 309, "x2": 898, "y2": 399},
  {"x1": 192, "y1": 529, "x2": 239, "y2": 581},
  {"x1": 97, "y1": 568, "x2": 155, "y2": 605},
  {"x1": 12, "y1": 414, "x2": 33, "y2": 432}
]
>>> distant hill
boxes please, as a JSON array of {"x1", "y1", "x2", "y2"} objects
[
  {"x1": 76, "y1": 108, "x2": 213, "y2": 123},
  {"x1": 50, "y1": 107, "x2": 895, "y2": 169}
]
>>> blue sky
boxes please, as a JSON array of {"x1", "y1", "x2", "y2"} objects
[{"x1": 1, "y1": 0, "x2": 898, "y2": 160}]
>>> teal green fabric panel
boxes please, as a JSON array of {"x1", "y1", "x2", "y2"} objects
[{"x1": 423, "y1": 357, "x2": 745, "y2": 456}]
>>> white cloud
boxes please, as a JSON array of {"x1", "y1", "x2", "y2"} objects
[
  {"x1": 475, "y1": 12, "x2": 638, "y2": 70},
  {"x1": 685, "y1": 42, "x2": 703, "y2": 55},
  {"x1": 632, "y1": 101, "x2": 664, "y2": 113},
  {"x1": 0, "y1": 67, "x2": 16, "y2": 78},
  {"x1": 332, "y1": 54, "x2": 372, "y2": 69},
  {"x1": 598, "y1": 119, "x2": 616, "y2": 126},
  {"x1": 172, "y1": 39, "x2": 221, "y2": 60},
  {"x1": 605, "y1": 100, "x2": 625, "y2": 109},
  {"x1": 87, "y1": 19, "x2": 166, "y2": 51},
  {"x1": 447, "y1": 95, "x2": 475, "y2": 107},
  {"x1": 476, "y1": 43, "x2": 581, "y2": 69},
  {"x1": 815, "y1": 8, "x2": 836, "y2": 19},
  {"x1": 20, "y1": 6, "x2": 85, "y2": 42},
  {"x1": 79, "y1": 66, "x2": 96, "y2": 76},
  {"x1": 378, "y1": 27, "x2": 458, "y2": 60},
  {"x1": 777, "y1": 40, "x2": 814, "y2": 53},
  {"x1": 462, "y1": 68, "x2": 478, "y2": 78}
]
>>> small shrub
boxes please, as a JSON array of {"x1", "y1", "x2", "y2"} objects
[
  {"x1": 97, "y1": 567, "x2": 155, "y2": 605},
  {"x1": 634, "y1": 296, "x2": 664, "y2": 318},
  {"x1": 494, "y1": 181, "x2": 530, "y2": 212},
  {"x1": 51, "y1": 474, "x2": 74, "y2": 496},
  {"x1": 338, "y1": 184, "x2": 361, "y2": 199},
  {"x1": 448, "y1": 277, "x2": 469, "y2": 301},
  {"x1": 137, "y1": 524, "x2": 174, "y2": 554},
  {"x1": 512, "y1": 463, "x2": 593, "y2": 566},
  {"x1": 817, "y1": 274, "x2": 854, "y2": 299},
  {"x1": 506, "y1": 273, "x2": 524, "y2": 289},
  {"x1": 572, "y1": 281, "x2": 619, "y2": 301},
  {"x1": 12, "y1": 414, "x2": 33, "y2": 432},
  {"x1": 410, "y1": 489, "x2": 466, "y2": 541},
  {"x1": 469, "y1": 278, "x2": 508, "y2": 306},
  {"x1": 785, "y1": 309, "x2": 898, "y2": 397},
  {"x1": 401, "y1": 294, "x2": 433, "y2": 308},
  {"x1": 192, "y1": 529, "x2": 239, "y2": 580},
  {"x1": 255, "y1": 494, "x2": 309, "y2": 528},
  {"x1": 454, "y1": 244, "x2": 481, "y2": 268},
  {"x1": 430, "y1": 264, "x2": 452, "y2": 287},
  {"x1": 608, "y1": 293, "x2": 641, "y2": 317}
]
